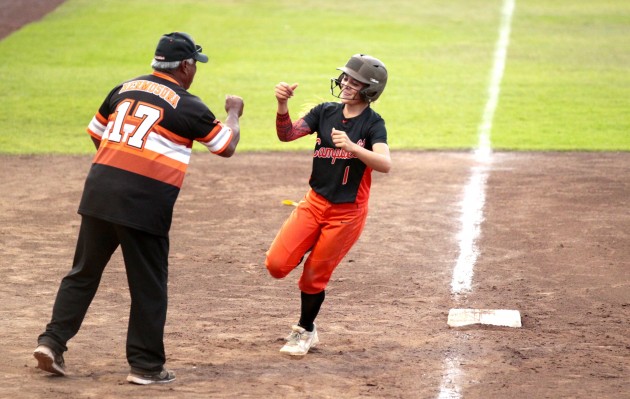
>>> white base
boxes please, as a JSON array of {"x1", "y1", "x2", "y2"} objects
[{"x1": 447, "y1": 308, "x2": 522, "y2": 328}]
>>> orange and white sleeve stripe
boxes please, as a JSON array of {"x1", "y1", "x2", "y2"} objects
[
  {"x1": 87, "y1": 113, "x2": 108, "y2": 139},
  {"x1": 197, "y1": 122, "x2": 233, "y2": 154}
]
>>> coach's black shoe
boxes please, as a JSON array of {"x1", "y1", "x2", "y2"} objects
[
  {"x1": 33, "y1": 345, "x2": 66, "y2": 376},
  {"x1": 127, "y1": 367, "x2": 175, "y2": 385}
]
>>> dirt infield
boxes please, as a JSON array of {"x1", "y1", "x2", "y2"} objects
[
  {"x1": 1, "y1": 151, "x2": 629, "y2": 399},
  {"x1": 2, "y1": 2, "x2": 629, "y2": 398},
  {"x1": 0, "y1": 0, "x2": 65, "y2": 39}
]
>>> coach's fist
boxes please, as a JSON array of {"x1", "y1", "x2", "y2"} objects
[{"x1": 225, "y1": 95, "x2": 244, "y2": 117}]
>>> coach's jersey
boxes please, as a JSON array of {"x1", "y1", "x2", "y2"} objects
[
  {"x1": 303, "y1": 102, "x2": 387, "y2": 204},
  {"x1": 79, "y1": 71, "x2": 234, "y2": 236}
]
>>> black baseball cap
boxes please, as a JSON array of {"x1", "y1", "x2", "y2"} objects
[{"x1": 154, "y1": 32, "x2": 208, "y2": 63}]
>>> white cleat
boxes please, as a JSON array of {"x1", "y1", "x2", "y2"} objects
[{"x1": 280, "y1": 324, "x2": 319, "y2": 356}]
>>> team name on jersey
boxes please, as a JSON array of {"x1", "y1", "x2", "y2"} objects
[
  {"x1": 119, "y1": 80, "x2": 181, "y2": 109},
  {"x1": 314, "y1": 138, "x2": 365, "y2": 164}
]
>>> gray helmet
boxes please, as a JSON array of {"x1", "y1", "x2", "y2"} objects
[{"x1": 333, "y1": 54, "x2": 388, "y2": 103}]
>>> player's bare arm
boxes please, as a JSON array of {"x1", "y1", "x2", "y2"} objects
[
  {"x1": 218, "y1": 95, "x2": 244, "y2": 158},
  {"x1": 331, "y1": 128, "x2": 391, "y2": 173}
]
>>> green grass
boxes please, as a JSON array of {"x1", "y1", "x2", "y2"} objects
[
  {"x1": 492, "y1": 0, "x2": 630, "y2": 150},
  {"x1": 0, "y1": 0, "x2": 628, "y2": 154}
]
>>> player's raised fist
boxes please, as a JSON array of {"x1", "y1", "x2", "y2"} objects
[{"x1": 275, "y1": 82, "x2": 298, "y2": 103}]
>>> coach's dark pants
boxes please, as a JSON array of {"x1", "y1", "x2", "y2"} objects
[{"x1": 38, "y1": 215, "x2": 169, "y2": 372}]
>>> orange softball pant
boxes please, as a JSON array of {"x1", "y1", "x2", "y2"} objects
[{"x1": 265, "y1": 189, "x2": 368, "y2": 294}]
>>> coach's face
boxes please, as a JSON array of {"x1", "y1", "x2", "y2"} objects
[{"x1": 180, "y1": 59, "x2": 197, "y2": 90}]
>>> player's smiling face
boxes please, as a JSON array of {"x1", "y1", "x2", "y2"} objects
[{"x1": 339, "y1": 75, "x2": 366, "y2": 102}]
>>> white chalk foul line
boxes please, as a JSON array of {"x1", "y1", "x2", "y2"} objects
[
  {"x1": 451, "y1": 0, "x2": 515, "y2": 295},
  {"x1": 439, "y1": 0, "x2": 515, "y2": 398},
  {"x1": 450, "y1": 165, "x2": 490, "y2": 294}
]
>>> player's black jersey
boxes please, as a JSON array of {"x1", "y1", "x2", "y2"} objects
[
  {"x1": 79, "y1": 72, "x2": 233, "y2": 236},
  {"x1": 303, "y1": 102, "x2": 387, "y2": 204}
]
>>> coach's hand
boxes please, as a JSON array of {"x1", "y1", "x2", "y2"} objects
[{"x1": 225, "y1": 95, "x2": 244, "y2": 117}]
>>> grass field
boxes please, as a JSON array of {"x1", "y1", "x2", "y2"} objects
[{"x1": 0, "y1": 0, "x2": 628, "y2": 154}]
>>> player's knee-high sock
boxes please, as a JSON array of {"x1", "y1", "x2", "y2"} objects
[{"x1": 298, "y1": 290, "x2": 325, "y2": 332}]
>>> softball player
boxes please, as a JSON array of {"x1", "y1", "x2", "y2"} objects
[
  {"x1": 266, "y1": 54, "x2": 391, "y2": 356},
  {"x1": 33, "y1": 32, "x2": 244, "y2": 384}
]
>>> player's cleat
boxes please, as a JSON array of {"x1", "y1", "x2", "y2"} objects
[
  {"x1": 33, "y1": 345, "x2": 66, "y2": 376},
  {"x1": 280, "y1": 324, "x2": 319, "y2": 356},
  {"x1": 126, "y1": 367, "x2": 175, "y2": 385}
]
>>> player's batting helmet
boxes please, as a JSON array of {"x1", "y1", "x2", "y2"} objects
[{"x1": 332, "y1": 54, "x2": 388, "y2": 103}]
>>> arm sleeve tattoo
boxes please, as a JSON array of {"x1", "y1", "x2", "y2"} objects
[{"x1": 276, "y1": 112, "x2": 311, "y2": 142}]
